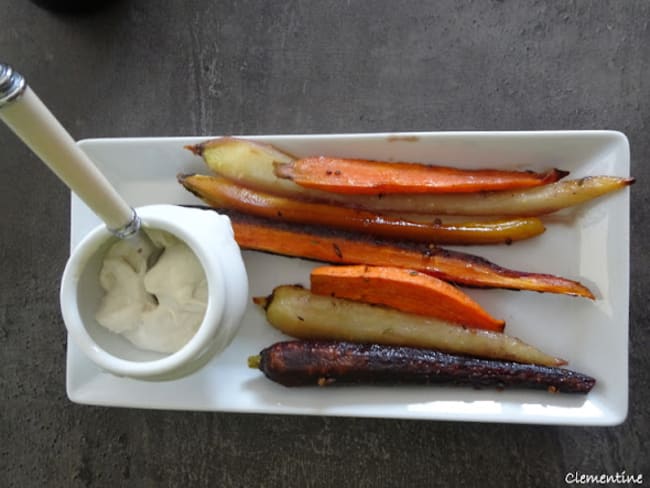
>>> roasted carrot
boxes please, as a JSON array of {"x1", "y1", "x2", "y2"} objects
[
  {"x1": 250, "y1": 341, "x2": 595, "y2": 392},
  {"x1": 191, "y1": 137, "x2": 633, "y2": 216},
  {"x1": 255, "y1": 286, "x2": 566, "y2": 366},
  {"x1": 190, "y1": 206, "x2": 594, "y2": 298},
  {"x1": 310, "y1": 265, "x2": 505, "y2": 331},
  {"x1": 178, "y1": 173, "x2": 546, "y2": 245},
  {"x1": 274, "y1": 157, "x2": 569, "y2": 194}
]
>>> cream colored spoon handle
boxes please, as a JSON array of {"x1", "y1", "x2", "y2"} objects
[{"x1": 0, "y1": 65, "x2": 134, "y2": 232}]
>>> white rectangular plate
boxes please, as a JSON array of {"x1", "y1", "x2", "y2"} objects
[{"x1": 67, "y1": 131, "x2": 630, "y2": 425}]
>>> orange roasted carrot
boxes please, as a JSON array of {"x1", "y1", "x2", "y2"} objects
[
  {"x1": 178, "y1": 173, "x2": 546, "y2": 245},
  {"x1": 192, "y1": 207, "x2": 594, "y2": 298},
  {"x1": 274, "y1": 157, "x2": 569, "y2": 195},
  {"x1": 310, "y1": 265, "x2": 505, "y2": 331}
]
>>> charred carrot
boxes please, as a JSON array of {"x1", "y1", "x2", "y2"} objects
[
  {"x1": 191, "y1": 206, "x2": 594, "y2": 298},
  {"x1": 310, "y1": 265, "x2": 505, "y2": 331},
  {"x1": 249, "y1": 341, "x2": 596, "y2": 393},
  {"x1": 274, "y1": 157, "x2": 569, "y2": 194},
  {"x1": 178, "y1": 173, "x2": 546, "y2": 245}
]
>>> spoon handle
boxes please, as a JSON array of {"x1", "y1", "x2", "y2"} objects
[{"x1": 0, "y1": 64, "x2": 134, "y2": 232}]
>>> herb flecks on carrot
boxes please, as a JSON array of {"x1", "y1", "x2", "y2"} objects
[
  {"x1": 178, "y1": 173, "x2": 546, "y2": 245},
  {"x1": 193, "y1": 207, "x2": 594, "y2": 299},
  {"x1": 274, "y1": 157, "x2": 569, "y2": 195},
  {"x1": 310, "y1": 265, "x2": 505, "y2": 331}
]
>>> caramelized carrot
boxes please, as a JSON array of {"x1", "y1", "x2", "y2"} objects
[
  {"x1": 255, "y1": 286, "x2": 567, "y2": 366},
  {"x1": 251, "y1": 341, "x2": 595, "y2": 391},
  {"x1": 192, "y1": 207, "x2": 594, "y2": 298},
  {"x1": 178, "y1": 173, "x2": 546, "y2": 245},
  {"x1": 310, "y1": 265, "x2": 505, "y2": 331},
  {"x1": 274, "y1": 157, "x2": 569, "y2": 195},
  {"x1": 192, "y1": 137, "x2": 633, "y2": 216}
]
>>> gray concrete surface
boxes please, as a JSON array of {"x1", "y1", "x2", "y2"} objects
[{"x1": 1, "y1": 1, "x2": 648, "y2": 486}]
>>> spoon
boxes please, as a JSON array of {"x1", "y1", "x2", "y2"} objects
[{"x1": 0, "y1": 63, "x2": 161, "y2": 265}]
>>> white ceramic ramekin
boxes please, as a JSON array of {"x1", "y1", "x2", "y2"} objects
[{"x1": 60, "y1": 204, "x2": 248, "y2": 381}]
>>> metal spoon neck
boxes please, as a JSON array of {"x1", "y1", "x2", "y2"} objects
[
  {"x1": 109, "y1": 208, "x2": 141, "y2": 239},
  {"x1": 0, "y1": 63, "x2": 27, "y2": 108}
]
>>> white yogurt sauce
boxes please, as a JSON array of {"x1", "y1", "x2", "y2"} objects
[{"x1": 95, "y1": 229, "x2": 208, "y2": 353}]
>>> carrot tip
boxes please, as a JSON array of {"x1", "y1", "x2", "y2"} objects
[
  {"x1": 176, "y1": 173, "x2": 193, "y2": 184},
  {"x1": 555, "y1": 168, "x2": 571, "y2": 180},
  {"x1": 184, "y1": 143, "x2": 204, "y2": 156},
  {"x1": 247, "y1": 355, "x2": 262, "y2": 369},
  {"x1": 253, "y1": 296, "x2": 269, "y2": 309},
  {"x1": 579, "y1": 288, "x2": 596, "y2": 300}
]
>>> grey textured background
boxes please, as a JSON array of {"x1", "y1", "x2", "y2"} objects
[{"x1": 1, "y1": 1, "x2": 649, "y2": 487}]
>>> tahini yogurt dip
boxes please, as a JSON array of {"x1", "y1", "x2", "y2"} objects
[{"x1": 95, "y1": 228, "x2": 208, "y2": 353}]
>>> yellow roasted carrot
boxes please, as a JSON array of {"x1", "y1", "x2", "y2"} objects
[{"x1": 255, "y1": 285, "x2": 566, "y2": 366}]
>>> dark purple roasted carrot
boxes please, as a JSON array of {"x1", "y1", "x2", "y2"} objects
[{"x1": 248, "y1": 341, "x2": 596, "y2": 393}]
